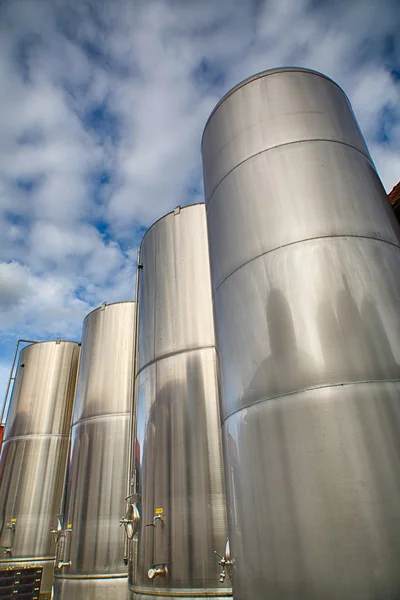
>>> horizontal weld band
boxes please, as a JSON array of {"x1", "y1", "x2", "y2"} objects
[
  {"x1": 0, "y1": 557, "x2": 54, "y2": 563},
  {"x1": 136, "y1": 345, "x2": 216, "y2": 379},
  {"x1": 206, "y1": 138, "x2": 372, "y2": 207},
  {"x1": 71, "y1": 412, "x2": 130, "y2": 428},
  {"x1": 221, "y1": 378, "x2": 400, "y2": 425},
  {"x1": 55, "y1": 573, "x2": 127, "y2": 580},
  {"x1": 213, "y1": 234, "x2": 400, "y2": 298},
  {"x1": 2, "y1": 434, "x2": 68, "y2": 444},
  {"x1": 131, "y1": 586, "x2": 232, "y2": 597}
]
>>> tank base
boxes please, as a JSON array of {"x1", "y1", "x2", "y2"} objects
[
  {"x1": 132, "y1": 596, "x2": 232, "y2": 600},
  {"x1": 130, "y1": 587, "x2": 232, "y2": 600},
  {"x1": 54, "y1": 574, "x2": 128, "y2": 599},
  {"x1": 132, "y1": 597, "x2": 231, "y2": 600}
]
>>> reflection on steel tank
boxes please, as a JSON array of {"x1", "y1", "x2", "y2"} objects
[
  {"x1": 130, "y1": 204, "x2": 231, "y2": 600},
  {"x1": 0, "y1": 340, "x2": 80, "y2": 599},
  {"x1": 202, "y1": 67, "x2": 400, "y2": 599},
  {"x1": 53, "y1": 302, "x2": 136, "y2": 600}
]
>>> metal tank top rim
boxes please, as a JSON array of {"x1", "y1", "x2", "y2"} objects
[{"x1": 201, "y1": 66, "x2": 350, "y2": 145}]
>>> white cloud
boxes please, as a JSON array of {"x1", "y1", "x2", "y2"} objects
[
  {"x1": 0, "y1": 261, "x2": 88, "y2": 337},
  {"x1": 0, "y1": 0, "x2": 399, "y2": 399}
]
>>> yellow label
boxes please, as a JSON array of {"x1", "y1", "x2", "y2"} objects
[
  {"x1": 11, "y1": 518, "x2": 17, "y2": 523},
  {"x1": 155, "y1": 508, "x2": 164, "y2": 515},
  {"x1": 67, "y1": 523, "x2": 73, "y2": 529}
]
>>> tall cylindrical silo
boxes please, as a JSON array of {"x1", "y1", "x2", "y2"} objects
[
  {"x1": 0, "y1": 340, "x2": 80, "y2": 599},
  {"x1": 130, "y1": 204, "x2": 231, "y2": 600},
  {"x1": 201, "y1": 67, "x2": 400, "y2": 599},
  {"x1": 53, "y1": 301, "x2": 136, "y2": 600}
]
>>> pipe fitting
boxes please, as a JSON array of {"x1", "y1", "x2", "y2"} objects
[{"x1": 148, "y1": 564, "x2": 168, "y2": 580}]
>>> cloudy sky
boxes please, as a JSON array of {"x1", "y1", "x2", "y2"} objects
[{"x1": 0, "y1": 0, "x2": 399, "y2": 401}]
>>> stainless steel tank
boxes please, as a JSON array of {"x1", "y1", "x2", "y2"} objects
[
  {"x1": 53, "y1": 301, "x2": 136, "y2": 600},
  {"x1": 130, "y1": 204, "x2": 231, "y2": 600},
  {"x1": 201, "y1": 67, "x2": 400, "y2": 599},
  {"x1": 0, "y1": 340, "x2": 80, "y2": 599}
]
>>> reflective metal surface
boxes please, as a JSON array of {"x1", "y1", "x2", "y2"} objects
[
  {"x1": 202, "y1": 67, "x2": 371, "y2": 204},
  {"x1": 1, "y1": 339, "x2": 37, "y2": 426},
  {"x1": 131, "y1": 205, "x2": 231, "y2": 599},
  {"x1": 54, "y1": 577, "x2": 128, "y2": 599},
  {"x1": 202, "y1": 67, "x2": 400, "y2": 599},
  {"x1": 0, "y1": 340, "x2": 80, "y2": 597},
  {"x1": 54, "y1": 302, "x2": 136, "y2": 600}
]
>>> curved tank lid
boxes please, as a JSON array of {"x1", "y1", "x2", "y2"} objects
[
  {"x1": 20, "y1": 339, "x2": 80, "y2": 352},
  {"x1": 140, "y1": 201, "x2": 205, "y2": 247},
  {"x1": 83, "y1": 300, "x2": 136, "y2": 324},
  {"x1": 202, "y1": 66, "x2": 348, "y2": 144}
]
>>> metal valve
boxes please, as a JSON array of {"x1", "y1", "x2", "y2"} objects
[
  {"x1": 6, "y1": 521, "x2": 16, "y2": 532},
  {"x1": 148, "y1": 564, "x2": 168, "y2": 580},
  {"x1": 56, "y1": 561, "x2": 71, "y2": 569},
  {"x1": 214, "y1": 538, "x2": 232, "y2": 583},
  {"x1": 146, "y1": 514, "x2": 165, "y2": 528},
  {"x1": 50, "y1": 517, "x2": 63, "y2": 536},
  {"x1": 120, "y1": 504, "x2": 140, "y2": 540},
  {"x1": 3, "y1": 547, "x2": 11, "y2": 556}
]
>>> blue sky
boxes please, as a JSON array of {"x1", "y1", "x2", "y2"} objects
[{"x1": 0, "y1": 0, "x2": 400, "y2": 400}]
